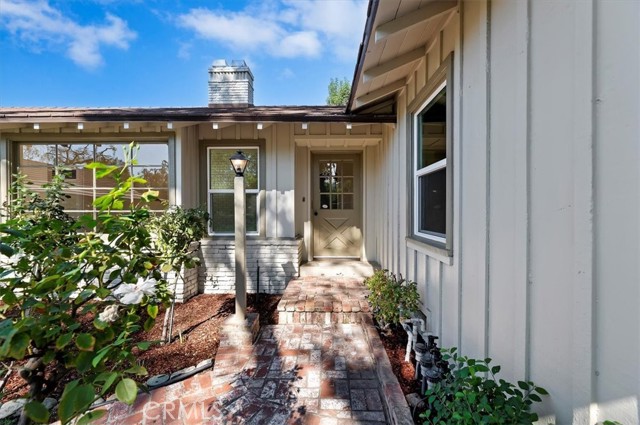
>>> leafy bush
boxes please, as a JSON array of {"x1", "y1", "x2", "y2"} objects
[
  {"x1": 421, "y1": 348, "x2": 548, "y2": 425},
  {"x1": 364, "y1": 270, "x2": 420, "y2": 328},
  {"x1": 0, "y1": 143, "x2": 171, "y2": 424},
  {"x1": 149, "y1": 205, "x2": 209, "y2": 343}
]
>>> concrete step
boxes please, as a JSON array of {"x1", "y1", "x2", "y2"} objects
[{"x1": 299, "y1": 260, "x2": 379, "y2": 278}]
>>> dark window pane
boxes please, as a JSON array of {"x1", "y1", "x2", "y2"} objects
[
  {"x1": 331, "y1": 194, "x2": 341, "y2": 209},
  {"x1": 211, "y1": 193, "x2": 258, "y2": 233},
  {"x1": 320, "y1": 194, "x2": 330, "y2": 209},
  {"x1": 419, "y1": 168, "x2": 446, "y2": 236},
  {"x1": 319, "y1": 177, "x2": 330, "y2": 192},
  {"x1": 342, "y1": 161, "x2": 353, "y2": 176},
  {"x1": 343, "y1": 178, "x2": 353, "y2": 193},
  {"x1": 417, "y1": 87, "x2": 447, "y2": 169}
]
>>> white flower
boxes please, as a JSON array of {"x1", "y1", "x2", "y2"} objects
[
  {"x1": 98, "y1": 305, "x2": 119, "y2": 323},
  {"x1": 112, "y1": 277, "x2": 157, "y2": 305}
]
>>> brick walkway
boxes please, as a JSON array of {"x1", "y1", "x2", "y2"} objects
[{"x1": 94, "y1": 278, "x2": 403, "y2": 425}]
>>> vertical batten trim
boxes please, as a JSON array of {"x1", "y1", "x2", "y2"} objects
[
  {"x1": 524, "y1": 0, "x2": 533, "y2": 382},
  {"x1": 456, "y1": 0, "x2": 464, "y2": 353},
  {"x1": 438, "y1": 261, "x2": 444, "y2": 338},
  {"x1": 483, "y1": 0, "x2": 492, "y2": 360}
]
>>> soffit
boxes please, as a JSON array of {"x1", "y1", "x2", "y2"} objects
[{"x1": 350, "y1": 0, "x2": 457, "y2": 112}]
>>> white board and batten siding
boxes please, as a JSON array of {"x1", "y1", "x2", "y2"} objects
[{"x1": 375, "y1": 1, "x2": 639, "y2": 423}]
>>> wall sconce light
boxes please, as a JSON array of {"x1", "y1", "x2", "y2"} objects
[
  {"x1": 77, "y1": 123, "x2": 84, "y2": 130},
  {"x1": 301, "y1": 122, "x2": 308, "y2": 130},
  {"x1": 123, "y1": 122, "x2": 129, "y2": 130},
  {"x1": 167, "y1": 122, "x2": 173, "y2": 130},
  {"x1": 33, "y1": 123, "x2": 40, "y2": 130},
  {"x1": 212, "y1": 123, "x2": 219, "y2": 130},
  {"x1": 257, "y1": 123, "x2": 263, "y2": 130},
  {"x1": 346, "y1": 123, "x2": 352, "y2": 130}
]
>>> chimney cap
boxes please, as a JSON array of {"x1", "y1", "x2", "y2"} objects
[{"x1": 210, "y1": 59, "x2": 250, "y2": 69}]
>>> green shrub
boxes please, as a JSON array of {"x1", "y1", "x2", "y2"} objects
[
  {"x1": 364, "y1": 270, "x2": 420, "y2": 328},
  {"x1": 421, "y1": 348, "x2": 548, "y2": 425},
  {"x1": 0, "y1": 143, "x2": 170, "y2": 424}
]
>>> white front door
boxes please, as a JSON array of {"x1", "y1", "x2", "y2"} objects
[{"x1": 312, "y1": 154, "x2": 362, "y2": 259}]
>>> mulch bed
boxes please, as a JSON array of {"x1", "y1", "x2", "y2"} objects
[
  {"x1": 0, "y1": 293, "x2": 281, "y2": 402},
  {"x1": 376, "y1": 325, "x2": 422, "y2": 396}
]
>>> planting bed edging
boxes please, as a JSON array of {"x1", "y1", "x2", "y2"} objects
[{"x1": 360, "y1": 313, "x2": 415, "y2": 425}]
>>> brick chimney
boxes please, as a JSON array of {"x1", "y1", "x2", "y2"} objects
[{"x1": 208, "y1": 60, "x2": 254, "y2": 107}]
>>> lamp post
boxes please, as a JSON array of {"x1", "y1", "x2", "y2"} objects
[{"x1": 230, "y1": 150, "x2": 249, "y2": 321}]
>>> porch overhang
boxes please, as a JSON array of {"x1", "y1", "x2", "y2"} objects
[
  {"x1": 0, "y1": 106, "x2": 396, "y2": 133},
  {"x1": 348, "y1": 0, "x2": 458, "y2": 113}
]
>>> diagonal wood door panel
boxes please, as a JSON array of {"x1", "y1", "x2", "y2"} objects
[{"x1": 313, "y1": 154, "x2": 362, "y2": 258}]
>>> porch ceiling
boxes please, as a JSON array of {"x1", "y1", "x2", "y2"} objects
[{"x1": 349, "y1": 0, "x2": 458, "y2": 112}]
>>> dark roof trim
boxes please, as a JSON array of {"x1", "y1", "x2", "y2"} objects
[
  {"x1": 346, "y1": 0, "x2": 380, "y2": 113},
  {"x1": 0, "y1": 105, "x2": 395, "y2": 124}
]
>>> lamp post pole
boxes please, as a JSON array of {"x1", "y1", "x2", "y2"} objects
[
  {"x1": 234, "y1": 174, "x2": 246, "y2": 321},
  {"x1": 230, "y1": 151, "x2": 249, "y2": 322}
]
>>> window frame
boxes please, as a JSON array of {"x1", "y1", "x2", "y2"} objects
[
  {"x1": 11, "y1": 139, "x2": 171, "y2": 216},
  {"x1": 408, "y1": 53, "x2": 454, "y2": 254},
  {"x1": 206, "y1": 145, "x2": 261, "y2": 236}
]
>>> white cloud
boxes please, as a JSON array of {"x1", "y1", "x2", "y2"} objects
[
  {"x1": 176, "y1": 0, "x2": 367, "y2": 62},
  {"x1": 0, "y1": 0, "x2": 136, "y2": 68}
]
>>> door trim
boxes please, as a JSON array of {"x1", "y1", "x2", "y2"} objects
[{"x1": 311, "y1": 152, "x2": 363, "y2": 260}]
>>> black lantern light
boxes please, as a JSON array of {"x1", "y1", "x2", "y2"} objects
[{"x1": 229, "y1": 150, "x2": 249, "y2": 177}]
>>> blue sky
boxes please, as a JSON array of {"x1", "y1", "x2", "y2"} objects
[{"x1": 0, "y1": 0, "x2": 367, "y2": 107}]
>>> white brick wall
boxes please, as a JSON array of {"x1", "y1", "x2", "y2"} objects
[
  {"x1": 198, "y1": 238, "x2": 302, "y2": 294},
  {"x1": 166, "y1": 266, "x2": 199, "y2": 303}
]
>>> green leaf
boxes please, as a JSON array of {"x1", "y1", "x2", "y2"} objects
[
  {"x1": 2, "y1": 291, "x2": 18, "y2": 305},
  {"x1": 529, "y1": 393, "x2": 542, "y2": 402},
  {"x1": 125, "y1": 364, "x2": 148, "y2": 376},
  {"x1": 58, "y1": 383, "x2": 95, "y2": 424},
  {"x1": 160, "y1": 263, "x2": 173, "y2": 273},
  {"x1": 95, "y1": 165, "x2": 119, "y2": 179},
  {"x1": 0, "y1": 243, "x2": 15, "y2": 257},
  {"x1": 8, "y1": 332, "x2": 30, "y2": 359},
  {"x1": 536, "y1": 386, "x2": 549, "y2": 395},
  {"x1": 136, "y1": 341, "x2": 152, "y2": 350},
  {"x1": 56, "y1": 332, "x2": 74, "y2": 349},
  {"x1": 77, "y1": 410, "x2": 106, "y2": 425},
  {"x1": 143, "y1": 317, "x2": 155, "y2": 332},
  {"x1": 93, "y1": 318, "x2": 108, "y2": 331},
  {"x1": 76, "y1": 333, "x2": 96, "y2": 352},
  {"x1": 147, "y1": 304, "x2": 158, "y2": 319},
  {"x1": 115, "y1": 378, "x2": 138, "y2": 405},
  {"x1": 141, "y1": 190, "x2": 159, "y2": 202},
  {"x1": 25, "y1": 401, "x2": 50, "y2": 423},
  {"x1": 517, "y1": 381, "x2": 529, "y2": 390},
  {"x1": 491, "y1": 365, "x2": 501, "y2": 374},
  {"x1": 74, "y1": 351, "x2": 94, "y2": 373},
  {"x1": 92, "y1": 347, "x2": 111, "y2": 368}
]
